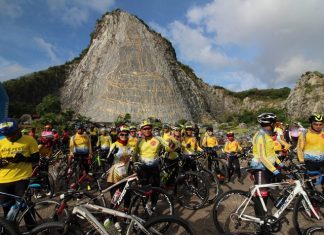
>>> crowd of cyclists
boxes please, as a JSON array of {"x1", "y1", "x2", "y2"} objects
[{"x1": 0, "y1": 112, "x2": 323, "y2": 234}]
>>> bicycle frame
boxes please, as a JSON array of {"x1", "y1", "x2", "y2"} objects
[
  {"x1": 237, "y1": 180, "x2": 320, "y2": 225},
  {"x1": 72, "y1": 203, "x2": 152, "y2": 235}
]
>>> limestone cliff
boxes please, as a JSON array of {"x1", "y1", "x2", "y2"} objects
[
  {"x1": 60, "y1": 10, "x2": 240, "y2": 123},
  {"x1": 285, "y1": 72, "x2": 324, "y2": 120}
]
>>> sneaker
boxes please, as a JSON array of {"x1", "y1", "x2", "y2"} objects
[
  {"x1": 35, "y1": 193, "x2": 43, "y2": 199},
  {"x1": 46, "y1": 191, "x2": 52, "y2": 197},
  {"x1": 114, "y1": 222, "x2": 122, "y2": 233}
]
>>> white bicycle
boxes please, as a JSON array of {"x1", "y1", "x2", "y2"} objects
[{"x1": 213, "y1": 167, "x2": 324, "y2": 234}]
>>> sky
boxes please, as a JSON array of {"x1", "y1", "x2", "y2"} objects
[{"x1": 1, "y1": 0, "x2": 324, "y2": 91}]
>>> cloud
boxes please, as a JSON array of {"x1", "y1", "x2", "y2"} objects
[
  {"x1": 169, "y1": 21, "x2": 233, "y2": 69},
  {"x1": 0, "y1": 57, "x2": 31, "y2": 81},
  {"x1": 275, "y1": 55, "x2": 323, "y2": 86},
  {"x1": 33, "y1": 37, "x2": 59, "y2": 63},
  {"x1": 167, "y1": 0, "x2": 324, "y2": 89},
  {"x1": 0, "y1": 0, "x2": 23, "y2": 18},
  {"x1": 46, "y1": 0, "x2": 115, "y2": 27}
]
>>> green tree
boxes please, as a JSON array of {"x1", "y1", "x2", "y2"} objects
[{"x1": 36, "y1": 95, "x2": 61, "y2": 115}]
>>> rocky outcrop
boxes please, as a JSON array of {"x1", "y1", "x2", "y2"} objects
[
  {"x1": 285, "y1": 72, "x2": 324, "y2": 120},
  {"x1": 60, "y1": 10, "x2": 241, "y2": 123}
]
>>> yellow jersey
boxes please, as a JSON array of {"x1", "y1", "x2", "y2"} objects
[
  {"x1": 224, "y1": 140, "x2": 242, "y2": 153},
  {"x1": 182, "y1": 136, "x2": 202, "y2": 155},
  {"x1": 297, "y1": 129, "x2": 324, "y2": 162},
  {"x1": 70, "y1": 133, "x2": 92, "y2": 155},
  {"x1": 128, "y1": 136, "x2": 138, "y2": 152},
  {"x1": 251, "y1": 129, "x2": 281, "y2": 172},
  {"x1": 201, "y1": 135, "x2": 218, "y2": 148},
  {"x1": 0, "y1": 135, "x2": 38, "y2": 183},
  {"x1": 97, "y1": 135, "x2": 112, "y2": 150}
]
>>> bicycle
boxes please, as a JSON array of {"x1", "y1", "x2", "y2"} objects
[
  {"x1": 0, "y1": 180, "x2": 68, "y2": 234},
  {"x1": 304, "y1": 226, "x2": 324, "y2": 235},
  {"x1": 0, "y1": 217, "x2": 20, "y2": 235},
  {"x1": 203, "y1": 147, "x2": 229, "y2": 183},
  {"x1": 213, "y1": 165, "x2": 323, "y2": 234},
  {"x1": 159, "y1": 154, "x2": 209, "y2": 210},
  {"x1": 28, "y1": 202, "x2": 195, "y2": 235}
]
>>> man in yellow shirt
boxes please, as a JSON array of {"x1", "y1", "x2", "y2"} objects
[
  {"x1": 201, "y1": 126, "x2": 219, "y2": 170},
  {"x1": 128, "y1": 126, "x2": 138, "y2": 152},
  {"x1": 250, "y1": 113, "x2": 286, "y2": 220},
  {"x1": 181, "y1": 124, "x2": 202, "y2": 171},
  {"x1": 69, "y1": 123, "x2": 92, "y2": 174},
  {"x1": 133, "y1": 120, "x2": 175, "y2": 194},
  {"x1": 0, "y1": 118, "x2": 39, "y2": 218},
  {"x1": 297, "y1": 114, "x2": 324, "y2": 172},
  {"x1": 162, "y1": 124, "x2": 172, "y2": 141},
  {"x1": 97, "y1": 128, "x2": 112, "y2": 165}
]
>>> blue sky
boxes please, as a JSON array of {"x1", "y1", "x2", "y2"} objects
[{"x1": 1, "y1": 0, "x2": 324, "y2": 91}]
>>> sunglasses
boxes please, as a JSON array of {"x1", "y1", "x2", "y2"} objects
[
  {"x1": 142, "y1": 128, "x2": 152, "y2": 131},
  {"x1": 119, "y1": 133, "x2": 128, "y2": 137}
]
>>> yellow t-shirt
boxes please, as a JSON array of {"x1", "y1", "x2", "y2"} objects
[
  {"x1": 134, "y1": 137, "x2": 170, "y2": 163},
  {"x1": 182, "y1": 136, "x2": 202, "y2": 155},
  {"x1": 297, "y1": 129, "x2": 324, "y2": 162},
  {"x1": 97, "y1": 135, "x2": 111, "y2": 150},
  {"x1": 251, "y1": 130, "x2": 281, "y2": 172},
  {"x1": 224, "y1": 140, "x2": 242, "y2": 153},
  {"x1": 128, "y1": 136, "x2": 138, "y2": 152},
  {"x1": 162, "y1": 132, "x2": 172, "y2": 141},
  {"x1": 70, "y1": 133, "x2": 92, "y2": 155},
  {"x1": 202, "y1": 135, "x2": 218, "y2": 148},
  {"x1": 0, "y1": 135, "x2": 38, "y2": 183}
]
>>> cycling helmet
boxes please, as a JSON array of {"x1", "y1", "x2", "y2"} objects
[
  {"x1": 206, "y1": 126, "x2": 213, "y2": 132},
  {"x1": 162, "y1": 124, "x2": 170, "y2": 129},
  {"x1": 75, "y1": 123, "x2": 84, "y2": 129},
  {"x1": 257, "y1": 113, "x2": 277, "y2": 124},
  {"x1": 309, "y1": 113, "x2": 323, "y2": 123},
  {"x1": 129, "y1": 126, "x2": 137, "y2": 131},
  {"x1": 45, "y1": 124, "x2": 52, "y2": 129},
  {"x1": 226, "y1": 131, "x2": 234, "y2": 137},
  {"x1": 118, "y1": 125, "x2": 130, "y2": 133},
  {"x1": 185, "y1": 123, "x2": 193, "y2": 129},
  {"x1": 172, "y1": 125, "x2": 182, "y2": 131},
  {"x1": 140, "y1": 119, "x2": 152, "y2": 129},
  {"x1": 0, "y1": 118, "x2": 19, "y2": 136}
]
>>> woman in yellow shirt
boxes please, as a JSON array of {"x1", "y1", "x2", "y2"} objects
[{"x1": 224, "y1": 131, "x2": 243, "y2": 184}]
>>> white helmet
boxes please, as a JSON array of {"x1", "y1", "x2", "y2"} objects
[{"x1": 257, "y1": 113, "x2": 277, "y2": 124}]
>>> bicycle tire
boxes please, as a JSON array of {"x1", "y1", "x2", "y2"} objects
[
  {"x1": 213, "y1": 189, "x2": 257, "y2": 234},
  {"x1": 17, "y1": 200, "x2": 69, "y2": 233},
  {"x1": 199, "y1": 168, "x2": 220, "y2": 202},
  {"x1": 0, "y1": 217, "x2": 20, "y2": 235},
  {"x1": 128, "y1": 187, "x2": 174, "y2": 221},
  {"x1": 304, "y1": 226, "x2": 324, "y2": 235},
  {"x1": 174, "y1": 171, "x2": 209, "y2": 210},
  {"x1": 293, "y1": 194, "x2": 324, "y2": 235},
  {"x1": 29, "y1": 222, "x2": 64, "y2": 235},
  {"x1": 138, "y1": 215, "x2": 195, "y2": 235},
  {"x1": 211, "y1": 158, "x2": 229, "y2": 183}
]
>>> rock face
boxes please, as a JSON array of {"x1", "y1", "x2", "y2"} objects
[
  {"x1": 61, "y1": 10, "x2": 240, "y2": 123},
  {"x1": 285, "y1": 72, "x2": 324, "y2": 120}
]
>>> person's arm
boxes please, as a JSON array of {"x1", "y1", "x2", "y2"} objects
[
  {"x1": 297, "y1": 134, "x2": 305, "y2": 162},
  {"x1": 237, "y1": 141, "x2": 243, "y2": 152},
  {"x1": 201, "y1": 136, "x2": 207, "y2": 148}
]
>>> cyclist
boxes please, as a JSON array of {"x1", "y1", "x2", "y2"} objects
[
  {"x1": 224, "y1": 131, "x2": 243, "y2": 184},
  {"x1": 162, "y1": 124, "x2": 171, "y2": 141},
  {"x1": 97, "y1": 128, "x2": 112, "y2": 165},
  {"x1": 38, "y1": 124, "x2": 54, "y2": 157},
  {"x1": 297, "y1": 114, "x2": 324, "y2": 186},
  {"x1": 0, "y1": 118, "x2": 39, "y2": 221},
  {"x1": 250, "y1": 113, "x2": 286, "y2": 222},
  {"x1": 133, "y1": 120, "x2": 175, "y2": 202},
  {"x1": 128, "y1": 126, "x2": 138, "y2": 152},
  {"x1": 69, "y1": 123, "x2": 92, "y2": 174},
  {"x1": 181, "y1": 124, "x2": 202, "y2": 171},
  {"x1": 271, "y1": 132, "x2": 290, "y2": 161},
  {"x1": 106, "y1": 125, "x2": 132, "y2": 231},
  {"x1": 89, "y1": 124, "x2": 99, "y2": 150},
  {"x1": 109, "y1": 126, "x2": 118, "y2": 143},
  {"x1": 201, "y1": 126, "x2": 219, "y2": 170}
]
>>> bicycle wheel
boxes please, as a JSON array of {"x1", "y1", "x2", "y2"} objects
[
  {"x1": 305, "y1": 226, "x2": 324, "y2": 235},
  {"x1": 211, "y1": 158, "x2": 229, "y2": 183},
  {"x1": 0, "y1": 217, "x2": 20, "y2": 235},
  {"x1": 174, "y1": 171, "x2": 208, "y2": 210},
  {"x1": 29, "y1": 222, "x2": 64, "y2": 235},
  {"x1": 293, "y1": 194, "x2": 324, "y2": 235},
  {"x1": 199, "y1": 168, "x2": 220, "y2": 202},
  {"x1": 138, "y1": 215, "x2": 195, "y2": 235},
  {"x1": 213, "y1": 189, "x2": 257, "y2": 234},
  {"x1": 128, "y1": 187, "x2": 174, "y2": 221},
  {"x1": 17, "y1": 200, "x2": 69, "y2": 233}
]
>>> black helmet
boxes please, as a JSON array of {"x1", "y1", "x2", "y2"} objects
[
  {"x1": 309, "y1": 113, "x2": 323, "y2": 123},
  {"x1": 75, "y1": 123, "x2": 84, "y2": 129},
  {"x1": 257, "y1": 113, "x2": 277, "y2": 124}
]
